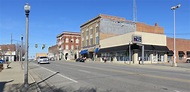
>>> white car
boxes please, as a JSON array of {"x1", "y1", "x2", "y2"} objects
[
  {"x1": 186, "y1": 58, "x2": 190, "y2": 63},
  {"x1": 37, "y1": 57, "x2": 50, "y2": 64}
]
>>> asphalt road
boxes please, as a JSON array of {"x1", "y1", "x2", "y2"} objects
[{"x1": 29, "y1": 60, "x2": 190, "y2": 92}]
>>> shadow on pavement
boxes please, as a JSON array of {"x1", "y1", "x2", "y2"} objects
[
  {"x1": 37, "y1": 71, "x2": 59, "y2": 85},
  {"x1": 39, "y1": 85, "x2": 114, "y2": 92},
  {"x1": 0, "y1": 80, "x2": 14, "y2": 92}
]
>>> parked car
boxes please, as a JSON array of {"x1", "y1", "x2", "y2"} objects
[
  {"x1": 76, "y1": 57, "x2": 86, "y2": 62},
  {"x1": 186, "y1": 58, "x2": 190, "y2": 63},
  {"x1": 37, "y1": 57, "x2": 50, "y2": 64},
  {"x1": 0, "y1": 60, "x2": 5, "y2": 64}
]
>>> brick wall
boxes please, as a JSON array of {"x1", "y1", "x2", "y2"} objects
[
  {"x1": 167, "y1": 37, "x2": 190, "y2": 62},
  {"x1": 136, "y1": 22, "x2": 164, "y2": 34}
]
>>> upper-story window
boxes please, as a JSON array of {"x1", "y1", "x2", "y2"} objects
[
  {"x1": 76, "y1": 39, "x2": 79, "y2": 43},
  {"x1": 76, "y1": 45, "x2": 79, "y2": 50},
  {"x1": 65, "y1": 38, "x2": 69, "y2": 43},
  {"x1": 65, "y1": 45, "x2": 69, "y2": 50},
  {"x1": 96, "y1": 36, "x2": 99, "y2": 44},
  {"x1": 71, "y1": 45, "x2": 74, "y2": 50},
  {"x1": 86, "y1": 39, "x2": 89, "y2": 46},
  {"x1": 90, "y1": 27, "x2": 93, "y2": 35},
  {"x1": 71, "y1": 38, "x2": 74, "y2": 43},
  {"x1": 96, "y1": 26, "x2": 99, "y2": 33},
  {"x1": 86, "y1": 29, "x2": 89, "y2": 36}
]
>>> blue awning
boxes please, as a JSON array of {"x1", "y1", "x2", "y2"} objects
[
  {"x1": 80, "y1": 50, "x2": 88, "y2": 54},
  {"x1": 94, "y1": 48, "x2": 99, "y2": 53}
]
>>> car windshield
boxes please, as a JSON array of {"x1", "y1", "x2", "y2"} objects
[{"x1": 39, "y1": 57, "x2": 48, "y2": 59}]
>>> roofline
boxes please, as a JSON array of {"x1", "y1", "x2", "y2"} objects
[{"x1": 57, "y1": 31, "x2": 80, "y2": 38}]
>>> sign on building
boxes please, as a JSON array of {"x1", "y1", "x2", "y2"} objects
[{"x1": 132, "y1": 35, "x2": 142, "y2": 44}]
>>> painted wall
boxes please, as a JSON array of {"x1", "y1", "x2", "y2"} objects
[{"x1": 100, "y1": 31, "x2": 167, "y2": 49}]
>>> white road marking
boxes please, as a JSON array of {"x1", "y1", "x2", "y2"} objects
[
  {"x1": 174, "y1": 90, "x2": 181, "y2": 92},
  {"x1": 78, "y1": 69, "x2": 91, "y2": 74},
  {"x1": 32, "y1": 63, "x2": 78, "y2": 83}
]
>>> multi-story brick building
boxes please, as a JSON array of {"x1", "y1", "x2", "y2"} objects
[
  {"x1": 48, "y1": 45, "x2": 59, "y2": 60},
  {"x1": 57, "y1": 32, "x2": 81, "y2": 60},
  {"x1": 80, "y1": 14, "x2": 170, "y2": 64},
  {"x1": 80, "y1": 14, "x2": 136, "y2": 60}
]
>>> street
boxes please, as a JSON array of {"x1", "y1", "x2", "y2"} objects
[{"x1": 28, "y1": 60, "x2": 190, "y2": 92}]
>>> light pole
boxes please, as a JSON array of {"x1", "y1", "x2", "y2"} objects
[
  {"x1": 24, "y1": 3, "x2": 30, "y2": 88},
  {"x1": 129, "y1": 41, "x2": 131, "y2": 64},
  {"x1": 21, "y1": 35, "x2": 23, "y2": 62},
  {"x1": 171, "y1": 4, "x2": 180, "y2": 67}
]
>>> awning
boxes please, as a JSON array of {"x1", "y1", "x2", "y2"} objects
[
  {"x1": 153, "y1": 46, "x2": 169, "y2": 51},
  {"x1": 167, "y1": 50, "x2": 174, "y2": 56},
  {"x1": 94, "y1": 48, "x2": 99, "y2": 53},
  {"x1": 99, "y1": 45, "x2": 128, "y2": 53},
  {"x1": 178, "y1": 51, "x2": 185, "y2": 56},
  {"x1": 80, "y1": 50, "x2": 88, "y2": 54}
]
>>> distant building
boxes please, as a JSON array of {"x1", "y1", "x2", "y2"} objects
[
  {"x1": 36, "y1": 53, "x2": 48, "y2": 60},
  {"x1": 56, "y1": 31, "x2": 81, "y2": 60},
  {"x1": 0, "y1": 44, "x2": 16, "y2": 61},
  {"x1": 48, "y1": 45, "x2": 59, "y2": 60}
]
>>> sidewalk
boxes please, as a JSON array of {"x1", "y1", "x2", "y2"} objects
[{"x1": 0, "y1": 61, "x2": 38, "y2": 92}]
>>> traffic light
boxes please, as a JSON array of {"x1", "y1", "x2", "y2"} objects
[
  {"x1": 35, "y1": 44, "x2": 38, "y2": 48},
  {"x1": 42, "y1": 44, "x2": 45, "y2": 49}
]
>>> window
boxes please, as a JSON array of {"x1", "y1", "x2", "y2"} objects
[
  {"x1": 90, "y1": 28, "x2": 93, "y2": 35},
  {"x1": 96, "y1": 26, "x2": 99, "y2": 33},
  {"x1": 65, "y1": 45, "x2": 69, "y2": 50},
  {"x1": 90, "y1": 38, "x2": 93, "y2": 45},
  {"x1": 76, "y1": 45, "x2": 79, "y2": 50},
  {"x1": 96, "y1": 36, "x2": 99, "y2": 44},
  {"x1": 179, "y1": 56, "x2": 183, "y2": 60},
  {"x1": 71, "y1": 45, "x2": 74, "y2": 50},
  {"x1": 86, "y1": 31, "x2": 89, "y2": 36},
  {"x1": 86, "y1": 39, "x2": 89, "y2": 46},
  {"x1": 65, "y1": 38, "x2": 69, "y2": 43},
  {"x1": 82, "y1": 41, "x2": 84, "y2": 47},
  {"x1": 71, "y1": 38, "x2": 74, "y2": 43},
  {"x1": 76, "y1": 39, "x2": 79, "y2": 43}
]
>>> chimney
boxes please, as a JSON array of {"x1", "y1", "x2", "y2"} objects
[{"x1": 155, "y1": 23, "x2": 158, "y2": 26}]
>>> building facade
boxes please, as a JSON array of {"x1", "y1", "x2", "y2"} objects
[
  {"x1": 167, "y1": 37, "x2": 190, "y2": 63},
  {"x1": 0, "y1": 44, "x2": 16, "y2": 61},
  {"x1": 57, "y1": 32, "x2": 81, "y2": 60},
  {"x1": 48, "y1": 45, "x2": 59, "y2": 60},
  {"x1": 80, "y1": 14, "x2": 136, "y2": 60},
  {"x1": 80, "y1": 14, "x2": 171, "y2": 64}
]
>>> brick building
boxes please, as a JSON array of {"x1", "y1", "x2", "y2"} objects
[
  {"x1": 167, "y1": 37, "x2": 190, "y2": 63},
  {"x1": 57, "y1": 32, "x2": 81, "y2": 60},
  {"x1": 48, "y1": 45, "x2": 59, "y2": 60},
  {"x1": 0, "y1": 44, "x2": 16, "y2": 61},
  {"x1": 80, "y1": 14, "x2": 136, "y2": 60},
  {"x1": 80, "y1": 14, "x2": 170, "y2": 64}
]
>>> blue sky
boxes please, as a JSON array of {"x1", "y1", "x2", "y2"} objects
[{"x1": 0, "y1": 0, "x2": 190, "y2": 57}]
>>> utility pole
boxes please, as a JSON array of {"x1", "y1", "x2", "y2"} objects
[
  {"x1": 133, "y1": 0, "x2": 137, "y2": 22},
  {"x1": 11, "y1": 33, "x2": 12, "y2": 44}
]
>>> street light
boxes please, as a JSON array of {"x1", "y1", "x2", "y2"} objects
[
  {"x1": 171, "y1": 4, "x2": 181, "y2": 67},
  {"x1": 24, "y1": 3, "x2": 30, "y2": 88},
  {"x1": 21, "y1": 34, "x2": 23, "y2": 62}
]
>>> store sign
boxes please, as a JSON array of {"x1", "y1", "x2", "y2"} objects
[{"x1": 132, "y1": 35, "x2": 142, "y2": 44}]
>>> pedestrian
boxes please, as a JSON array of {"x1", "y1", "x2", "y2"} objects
[{"x1": 104, "y1": 56, "x2": 107, "y2": 63}]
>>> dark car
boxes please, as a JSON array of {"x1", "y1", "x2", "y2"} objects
[
  {"x1": 186, "y1": 58, "x2": 190, "y2": 63},
  {"x1": 0, "y1": 60, "x2": 5, "y2": 64},
  {"x1": 76, "y1": 58, "x2": 85, "y2": 62}
]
